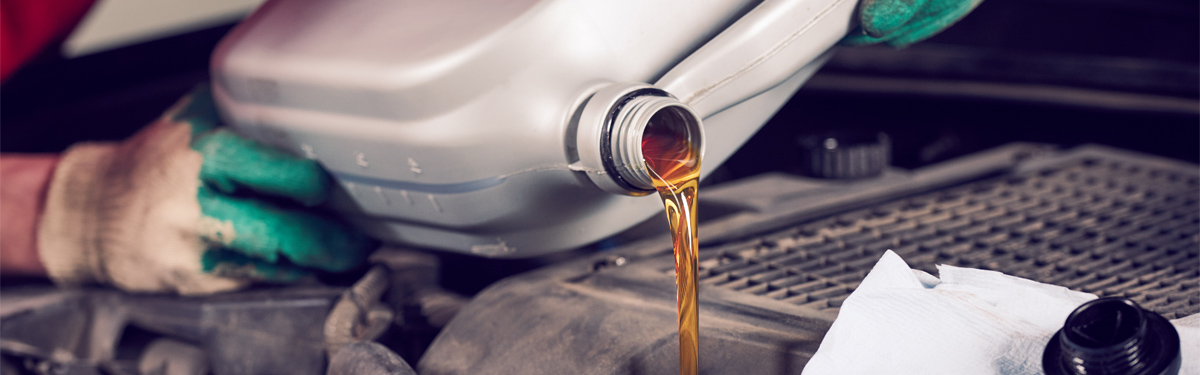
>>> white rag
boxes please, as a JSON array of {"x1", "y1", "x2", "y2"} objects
[{"x1": 802, "y1": 250, "x2": 1200, "y2": 375}]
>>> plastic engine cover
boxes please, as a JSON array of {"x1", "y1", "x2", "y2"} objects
[{"x1": 419, "y1": 144, "x2": 1199, "y2": 374}]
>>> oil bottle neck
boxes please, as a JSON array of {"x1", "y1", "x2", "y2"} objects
[{"x1": 575, "y1": 83, "x2": 704, "y2": 196}]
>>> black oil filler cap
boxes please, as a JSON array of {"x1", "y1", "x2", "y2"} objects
[
  {"x1": 797, "y1": 130, "x2": 890, "y2": 179},
  {"x1": 1043, "y1": 297, "x2": 1181, "y2": 375}
]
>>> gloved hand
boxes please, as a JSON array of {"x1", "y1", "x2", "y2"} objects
[
  {"x1": 842, "y1": 0, "x2": 984, "y2": 48},
  {"x1": 37, "y1": 85, "x2": 375, "y2": 295}
]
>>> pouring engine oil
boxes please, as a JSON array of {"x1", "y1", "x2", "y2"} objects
[{"x1": 642, "y1": 113, "x2": 702, "y2": 375}]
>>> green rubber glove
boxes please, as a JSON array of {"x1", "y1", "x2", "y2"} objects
[
  {"x1": 38, "y1": 85, "x2": 375, "y2": 294},
  {"x1": 841, "y1": 0, "x2": 984, "y2": 48}
]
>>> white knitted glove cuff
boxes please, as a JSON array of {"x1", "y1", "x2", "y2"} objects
[{"x1": 37, "y1": 142, "x2": 120, "y2": 286}]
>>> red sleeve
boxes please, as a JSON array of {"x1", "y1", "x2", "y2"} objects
[{"x1": 1, "y1": 0, "x2": 96, "y2": 82}]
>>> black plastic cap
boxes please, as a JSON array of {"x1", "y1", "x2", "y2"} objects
[
  {"x1": 1043, "y1": 297, "x2": 1181, "y2": 375},
  {"x1": 797, "y1": 131, "x2": 890, "y2": 179}
]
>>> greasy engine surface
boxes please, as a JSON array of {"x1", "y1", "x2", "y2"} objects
[{"x1": 419, "y1": 145, "x2": 1199, "y2": 374}]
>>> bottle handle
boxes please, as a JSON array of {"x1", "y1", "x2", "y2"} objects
[{"x1": 655, "y1": 0, "x2": 858, "y2": 119}]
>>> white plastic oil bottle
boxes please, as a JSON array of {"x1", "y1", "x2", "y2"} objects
[{"x1": 211, "y1": 0, "x2": 858, "y2": 257}]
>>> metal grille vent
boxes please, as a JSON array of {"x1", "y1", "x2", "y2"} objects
[{"x1": 694, "y1": 158, "x2": 1200, "y2": 319}]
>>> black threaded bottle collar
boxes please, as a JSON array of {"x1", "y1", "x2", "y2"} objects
[{"x1": 1043, "y1": 297, "x2": 1181, "y2": 375}]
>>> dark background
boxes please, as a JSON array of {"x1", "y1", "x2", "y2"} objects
[{"x1": 717, "y1": 0, "x2": 1199, "y2": 180}]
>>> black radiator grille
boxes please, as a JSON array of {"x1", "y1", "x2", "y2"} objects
[{"x1": 694, "y1": 158, "x2": 1200, "y2": 319}]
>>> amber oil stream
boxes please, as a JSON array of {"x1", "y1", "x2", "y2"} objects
[{"x1": 642, "y1": 121, "x2": 701, "y2": 375}]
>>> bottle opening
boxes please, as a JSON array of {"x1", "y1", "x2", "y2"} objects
[
  {"x1": 642, "y1": 107, "x2": 702, "y2": 182},
  {"x1": 575, "y1": 83, "x2": 703, "y2": 196},
  {"x1": 609, "y1": 93, "x2": 703, "y2": 193}
]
